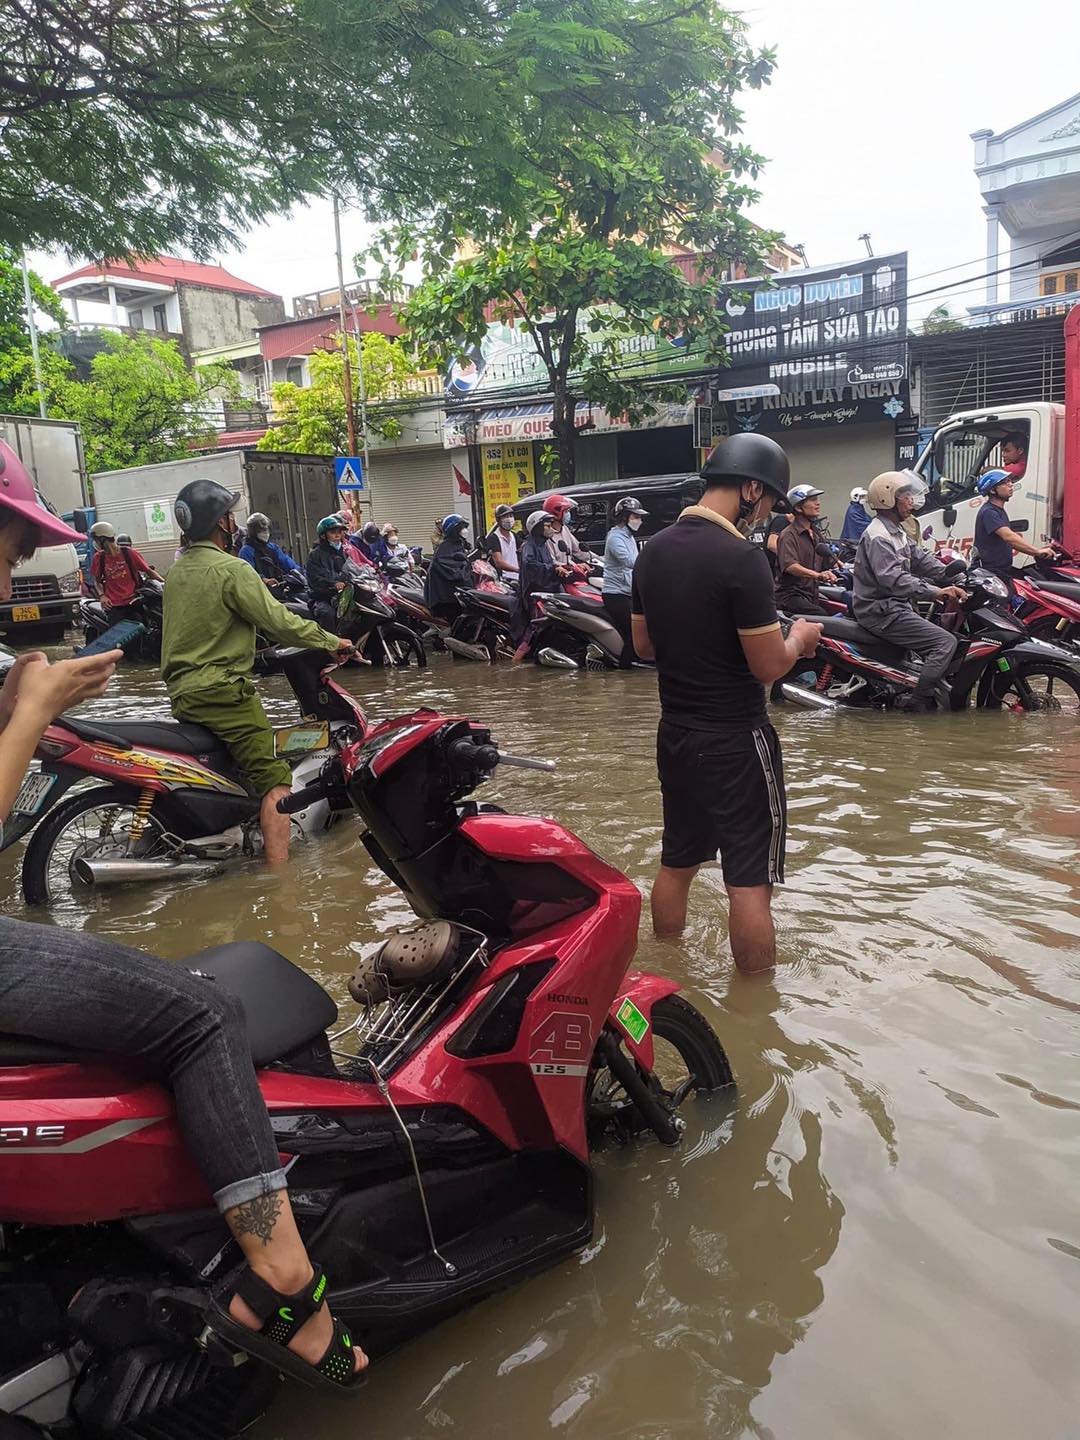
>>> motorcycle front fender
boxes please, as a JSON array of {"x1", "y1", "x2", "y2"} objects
[
  {"x1": 0, "y1": 765, "x2": 88, "y2": 851},
  {"x1": 607, "y1": 971, "x2": 681, "y2": 1071},
  {"x1": 1004, "y1": 636, "x2": 1080, "y2": 667}
]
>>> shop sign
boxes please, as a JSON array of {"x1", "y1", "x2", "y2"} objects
[
  {"x1": 729, "y1": 381, "x2": 910, "y2": 434},
  {"x1": 480, "y1": 444, "x2": 536, "y2": 531},
  {"x1": 443, "y1": 399, "x2": 694, "y2": 449}
]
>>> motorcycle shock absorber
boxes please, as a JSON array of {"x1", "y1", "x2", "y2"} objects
[
  {"x1": 128, "y1": 787, "x2": 155, "y2": 843},
  {"x1": 815, "y1": 664, "x2": 834, "y2": 693}
]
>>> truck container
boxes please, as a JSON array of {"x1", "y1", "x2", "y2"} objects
[{"x1": 90, "y1": 450, "x2": 339, "y2": 574}]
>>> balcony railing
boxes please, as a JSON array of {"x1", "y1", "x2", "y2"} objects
[{"x1": 292, "y1": 277, "x2": 413, "y2": 319}]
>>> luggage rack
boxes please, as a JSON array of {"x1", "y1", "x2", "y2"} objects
[{"x1": 330, "y1": 926, "x2": 489, "y2": 1073}]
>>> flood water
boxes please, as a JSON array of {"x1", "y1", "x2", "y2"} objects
[{"x1": 5, "y1": 655, "x2": 1080, "y2": 1439}]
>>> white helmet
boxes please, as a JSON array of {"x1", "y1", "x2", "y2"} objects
[
  {"x1": 850, "y1": 487, "x2": 868, "y2": 504},
  {"x1": 866, "y1": 470, "x2": 927, "y2": 511},
  {"x1": 525, "y1": 510, "x2": 551, "y2": 536}
]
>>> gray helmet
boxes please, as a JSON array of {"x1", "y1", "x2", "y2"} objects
[
  {"x1": 174, "y1": 479, "x2": 240, "y2": 542},
  {"x1": 494, "y1": 504, "x2": 515, "y2": 521},
  {"x1": 614, "y1": 496, "x2": 648, "y2": 518},
  {"x1": 701, "y1": 434, "x2": 791, "y2": 504},
  {"x1": 525, "y1": 509, "x2": 551, "y2": 536},
  {"x1": 246, "y1": 511, "x2": 271, "y2": 535}
]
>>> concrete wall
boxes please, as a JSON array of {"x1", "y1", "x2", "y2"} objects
[{"x1": 178, "y1": 286, "x2": 286, "y2": 351}]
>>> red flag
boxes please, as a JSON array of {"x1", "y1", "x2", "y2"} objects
[{"x1": 453, "y1": 463, "x2": 473, "y2": 497}]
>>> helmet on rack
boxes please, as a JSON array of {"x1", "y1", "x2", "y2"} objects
[
  {"x1": 976, "y1": 468, "x2": 1012, "y2": 497},
  {"x1": 362, "y1": 521, "x2": 381, "y2": 542},
  {"x1": 787, "y1": 485, "x2": 824, "y2": 510},
  {"x1": 0, "y1": 440, "x2": 81, "y2": 548},
  {"x1": 614, "y1": 496, "x2": 648, "y2": 518},
  {"x1": 525, "y1": 510, "x2": 551, "y2": 535},
  {"x1": 542, "y1": 494, "x2": 577, "y2": 522},
  {"x1": 866, "y1": 470, "x2": 927, "y2": 511},
  {"x1": 174, "y1": 479, "x2": 240, "y2": 543},
  {"x1": 700, "y1": 434, "x2": 791, "y2": 505},
  {"x1": 89, "y1": 521, "x2": 116, "y2": 541},
  {"x1": 440, "y1": 513, "x2": 469, "y2": 539},
  {"x1": 850, "y1": 486, "x2": 868, "y2": 504}
]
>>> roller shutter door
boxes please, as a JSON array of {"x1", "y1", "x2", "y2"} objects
[{"x1": 365, "y1": 450, "x2": 464, "y2": 549}]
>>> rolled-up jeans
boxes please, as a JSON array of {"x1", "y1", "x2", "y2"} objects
[{"x1": 0, "y1": 917, "x2": 287, "y2": 1212}]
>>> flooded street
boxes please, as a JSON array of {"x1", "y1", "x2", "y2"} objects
[{"x1": 5, "y1": 656, "x2": 1080, "y2": 1439}]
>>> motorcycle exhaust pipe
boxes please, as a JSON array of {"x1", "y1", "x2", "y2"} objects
[
  {"x1": 537, "y1": 647, "x2": 580, "y2": 670},
  {"x1": 779, "y1": 682, "x2": 838, "y2": 710},
  {"x1": 443, "y1": 636, "x2": 493, "y2": 663},
  {"x1": 73, "y1": 856, "x2": 225, "y2": 886}
]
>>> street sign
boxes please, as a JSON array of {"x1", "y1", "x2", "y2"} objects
[{"x1": 334, "y1": 457, "x2": 365, "y2": 490}]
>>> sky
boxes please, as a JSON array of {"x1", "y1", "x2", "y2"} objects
[{"x1": 34, "y1": 0, "x2": 1080, "y2": 326}]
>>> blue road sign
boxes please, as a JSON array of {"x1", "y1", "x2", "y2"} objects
[{"x1": 335, "y1": 457, "x2": 365, "y2": 490}]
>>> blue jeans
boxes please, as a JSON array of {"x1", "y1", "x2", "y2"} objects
[{"x1": 0, "y1": 917, "x2": 286, "y2": 1212}]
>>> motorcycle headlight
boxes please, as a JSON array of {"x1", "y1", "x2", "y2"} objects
[
  {"x1": 979, "y1": 573, "x2": 1009, "y2": 600},
  {"x1": 59, "y1": 570, "x2": 82, "y2": 595}
]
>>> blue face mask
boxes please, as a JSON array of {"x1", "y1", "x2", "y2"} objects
[{"x1": 330, "y1": 539, "x2": 343, "y2": 551}]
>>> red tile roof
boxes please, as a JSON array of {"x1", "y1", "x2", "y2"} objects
[
  {"x1": 258, "y1": 306, "x2": 403, "y2": 361},
  {"x1": 52, "y1": 256, "x2": 280, "y2": 299}
]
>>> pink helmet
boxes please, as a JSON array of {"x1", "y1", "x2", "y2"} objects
[{"x1": 0, "y1": 440, "x2": 81, "y2": 546}]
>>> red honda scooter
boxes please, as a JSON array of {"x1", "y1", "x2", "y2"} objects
[{"x1": 0, "y1": 710, "x2": 733, "y2": 1436}]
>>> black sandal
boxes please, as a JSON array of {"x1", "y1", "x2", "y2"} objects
[{"x1": 207, "y1": 1263, "x2": 365, "y2": 1393}]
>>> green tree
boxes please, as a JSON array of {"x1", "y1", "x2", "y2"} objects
[
  {"x1": 0, "y1": 247, "x2": 66, "y2": 413},
  {"x1": 919, "y1": 305, "x2": 964, "y2": 336},
  {"x1": 389, "y1": 0, "x2": 775, "y2": 483},
  {"x1": 3, "y1": 333, "x2": 238, "y2": 471},
  {"x1": 257, "y1": 332, "x2": 424, "y2": 455}
]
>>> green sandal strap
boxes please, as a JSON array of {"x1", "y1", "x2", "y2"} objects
[
  {"x1": 314, "y1": 1314, "x2": 362, "y2": 1388},
  {"x1": 232, "y1": 1263, "x2": 329, "y2": 1348}
]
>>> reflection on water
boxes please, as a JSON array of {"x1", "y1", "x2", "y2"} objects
[{"x1": 4, "y1": 659, "x2": 1080, "y2": 1437}]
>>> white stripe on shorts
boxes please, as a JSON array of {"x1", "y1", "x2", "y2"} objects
[{"x1": 751, "y1": 726, "x2": 784, "y2": 884}]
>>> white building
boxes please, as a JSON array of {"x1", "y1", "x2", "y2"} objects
[{"x1": 972, "y1": 92, "x2": 1080, "y2": 309}]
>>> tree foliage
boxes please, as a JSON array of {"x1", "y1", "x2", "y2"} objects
[
  {"x1": 2, "y1": 332, "x2": 238, "y2": 471},
  {"x1": 0, "y1": 246, "x2": 66, "y2": 413},
  {"x1": 391, "y1": 0, "x2": 776, "y2": 482},
  {"x1": 919, "y1": 305, "x2": 964, "y2": 336},
  {"x1": 257, "y1": 332, "x2": 424, "y2": 455}
]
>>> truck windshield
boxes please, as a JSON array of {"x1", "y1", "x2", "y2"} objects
[{"x1": 931, "y1": 422, "x2": 1030, "y2": 505}]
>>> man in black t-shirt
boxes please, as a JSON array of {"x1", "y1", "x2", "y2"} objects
[{"x1": 631, "y1": 435, "x2": 822, "y2": 973}]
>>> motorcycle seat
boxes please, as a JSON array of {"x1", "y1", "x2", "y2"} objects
[
  {"x1": 551, "y1": 593, "x2": 604, "y2": 614},
  {"x1": 816, "y1": 614, "x2": 909, "y2": 661},
  {"x1": 1026, "y1": 577, "x2": 1080, "y2": 600},
  {"x1": 460, "y1": 587, "x2": 513, "y2": 611},
  {"x1": 60, "y1": 715, "x2": 228, "y2": 757},
  {"x1": 0, "y1": 942, "x2": 338, "y2": 1070}
]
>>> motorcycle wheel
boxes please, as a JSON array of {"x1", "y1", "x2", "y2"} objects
[
  {"x1": 586, "y1": 995, "x2": 734, "y2": 1148},
  {"x1": 989, "y1": 661, "x2": 1080, "y2": 715},
  {"x1": 22, "y1": 785, "x2": 171, "y2": 906},
  {"x1": 371, "y1": 623, "x2": 427, "y2": 668}
]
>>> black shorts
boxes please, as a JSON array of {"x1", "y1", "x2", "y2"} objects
[{"x1": 656, "y1": 720, "x2": 786, "y2": 885}]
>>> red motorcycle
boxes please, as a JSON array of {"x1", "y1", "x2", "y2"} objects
[
  {"x1": 1009, "y1": 546, "x2": 1080, "y2": 651},
  {"x1": 0, "y1": 709, "x2": 733, "y2": 1435}
]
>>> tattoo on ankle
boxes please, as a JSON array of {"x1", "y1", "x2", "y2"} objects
[{"x1": 229, "y1": 1193, "x2": 283, "y2": 1245}]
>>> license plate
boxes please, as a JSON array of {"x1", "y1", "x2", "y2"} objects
[
  {"x1": 13, "y1": 772, "x2": 56, "y2": 816},
  {"x1": 11, "y1": 605, "x2": 40, "y2": 622}
]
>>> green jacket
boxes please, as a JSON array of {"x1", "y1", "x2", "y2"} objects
[{"x1": 161, "y1": 541, "x2": 339, "y2": 700}]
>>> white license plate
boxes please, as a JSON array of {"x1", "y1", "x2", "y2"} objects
[{"x1": 13, "y1": 772, "x2": 57, "y2": 816}]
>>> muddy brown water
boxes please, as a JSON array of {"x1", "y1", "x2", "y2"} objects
[{"x1": 3, "y1": 656, "x2": 1079, "y2": 1439}]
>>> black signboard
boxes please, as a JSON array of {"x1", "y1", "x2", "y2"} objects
[
  {"x1": 719, "y1": 252, "x2": 908, "y2": 391},
  {"x1": 729, "y1": 381, "x2": 911, "y2": 435}
]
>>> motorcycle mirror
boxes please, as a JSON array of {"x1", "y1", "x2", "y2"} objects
[
  {"x1": 1011, "y1": 518, "x2": 1030, "y2": 534},
  {"x1": 943, "y1": 507, "x2": 958, "y2": 528}
]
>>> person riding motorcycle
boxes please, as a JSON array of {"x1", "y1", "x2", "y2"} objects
[
  {"x1": 511, "y1": 509, "x2": 569, "y2": 662},
  {"x1": 543, "y1": 493, "x2": 589, "y2": 567},
  {"x1": 484, "y1": 503, "x2": 521, "y2": 577},
  {"x1": 972, "y1": 469, "x2": 1055, "y2": 583},
  {"x1": 162, "y1": 483, "x2": 351, "y2": 863},
  {"x1": 305, "y1": 515, "x2": 351, "y2": 631},
  {"x1": 424, "y1": 512, "x2": 472, "y2": 621},
  {"x1": 841, "y1": 487, "x2": 872, "y2": 542},
  {"x1": 89, "y1": 521, "x2": 163, "y2": 615},
  {"x1": 354, "y1": 520, "x2": 392, "y2": 568},
  {"x1": 0, "y1": 441, "x2": 368, "y2": 1393},
  {"x1": 775, "y1": 486, "x2": 837, "y2": 616},
  {"x1": 602, "y1": 496, "x2": 647, "y2": 668},
  {"x1": 238, "y1": 513, "x2": 304, "y2": 590},
  {"x1": 381, "y1": 521, "x2": 414, "y2": 570},
  {"x1": 852, "y1": 471, "x2": 967, "y2": 712}
]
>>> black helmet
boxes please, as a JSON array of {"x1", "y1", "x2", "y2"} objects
[
  {"x1": 614, "y1": 496, "x2": 648, "y2": 518},
  {"x1": 174, "y1": 479, "x2": 240, "y2": 542},
  {"x1": 700, "y1": 434, "x2": 791, "y2": 504},
  {"x1": 362, "y1": 520, "x2": 381, "y2": 542},
  {"x1": 494, "y1": 504, "x2": 514, "y2": 521}
]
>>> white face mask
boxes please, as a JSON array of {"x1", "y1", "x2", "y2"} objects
[
  {"x1": 254, "y1": 527, "x2": 270, "y2": 542},
  {"x1": 627, "y1": 514, "x2": 642, "y2": 531},
  {"x1": 499, "y1": 516, "x2": 515, "y2": 530}
]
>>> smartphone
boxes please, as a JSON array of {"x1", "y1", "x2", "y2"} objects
[{"x1": 73, "y1": 621, "x2": 147, "y2": 659}]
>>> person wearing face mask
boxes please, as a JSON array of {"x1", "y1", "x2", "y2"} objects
[
  {"x1": 543, "y1": 494, "x2": 590, "y2": 566},
  {"x1": 304, "y1": 516, "x2": 352, "y2": 632},
  {"x1": 381, "y1": 521, "x2": 413, "y2": 570},
  {"x1": 841, "y1": 486, "x2": 872, "y2": 542},
  {"x1": 162, "y1": 488, "x2": 352, "y2": 864},
  {"x1": 424, "y1": 513, "x2": 473, "y2": 621},
  {"x1": 484, "y1": 504, "x2": 521, "y2": 577},
  {"x1": 238, "y1": 513, "x2": 304, "y2": 590},
  {"x1": 602, "y1": 496, "x2": 647, "y2": 668},
  {"x1": 630, "y1": 435, "x2": 822, "y2": 971}
]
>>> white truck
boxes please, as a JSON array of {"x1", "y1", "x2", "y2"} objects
[{"x1": 0, "y1": 416, "x2": 87, "y2": 643}]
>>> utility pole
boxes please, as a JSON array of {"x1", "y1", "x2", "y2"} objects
[
  {"x1": 858, "y1": 233, "x2": 874, "y2": 258},
  {"x1": 348, "y1": 299, "x2": 374, "y2": 520},
  {"x1": 20, "y1": 252, "x2": 47, "y2": 419},
  {"x1": 332, "y1": 195, "x2": 358, "y2": 456}
]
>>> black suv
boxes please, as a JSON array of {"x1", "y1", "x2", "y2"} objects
[{"x1": 510, "y1": 472, "x2": 704, "y2": 548}]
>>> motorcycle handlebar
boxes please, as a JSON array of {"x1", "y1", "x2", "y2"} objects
[
  {"x1": 277, "y1": 781, "x2": 327, "y2": 814},
  {"x1": 497, "y1": 751, "x2": 556, "y2": 773},
  {"x1": 445, "y1": 736, "x2": 556, "y2": 775}
]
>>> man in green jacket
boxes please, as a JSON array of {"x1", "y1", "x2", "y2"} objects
[{"x1": 162, "y1": 479, "x2": 352, "y2": 865}]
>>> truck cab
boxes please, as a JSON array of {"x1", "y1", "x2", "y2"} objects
[
  {"x1": 0, "y1": 490, "x2": 82, "y2": 644},
  {"x1": 912, "y1": 402, "x2": 1064, "y2": 554}
]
